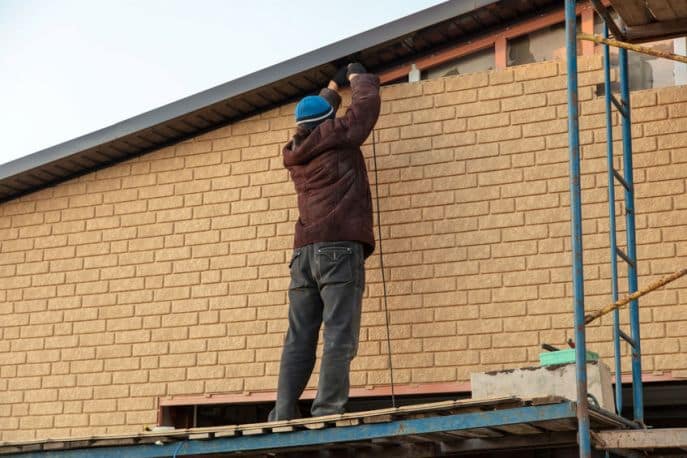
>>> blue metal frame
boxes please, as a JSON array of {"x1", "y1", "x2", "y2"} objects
[
  {"x1": 597, "y1": 9, "x2": 644, "y2": 425},
  {"x1": 567, "y1": 2, "x2": 646, "y2": 456},
  {"x1": 602, "y1": 24, "x2": 624, "y2": 416},
  {"x1": 564, "y1": 2, "x2": 592, "y2": 458},
  {"x1": 617, "y1": 45, "x2": 644, "y2": 424},
  {"x1": 9, "y1": 403, "x2": 579, "y2": 458}
]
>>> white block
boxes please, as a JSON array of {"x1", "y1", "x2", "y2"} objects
[{"x1": 470, "y1": 361, "x2": 615, "y2": 413}]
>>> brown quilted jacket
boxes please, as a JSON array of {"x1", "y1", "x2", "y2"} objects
[{"x1": 282, "y1": 73, "x2": 381, "y2": 258}]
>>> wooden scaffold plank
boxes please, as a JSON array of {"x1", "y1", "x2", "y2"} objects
[{"x1": 595, "y1": 428, "x2": 687, "y2": 450}]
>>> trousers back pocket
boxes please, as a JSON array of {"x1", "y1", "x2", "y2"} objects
[{"x1": 316, "y1": 246, "x2": 353, "y2": 285}]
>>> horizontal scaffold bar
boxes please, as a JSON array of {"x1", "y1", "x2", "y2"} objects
[
  {"x1": 618, "y1": 329, "x2": 637, "y2": 350},
  {"x1": 612, "y1": 168, "x2": 631, "y2": 192},
  {"x1": 615, "y1": 247, "x2": 636, "y2": 268}
]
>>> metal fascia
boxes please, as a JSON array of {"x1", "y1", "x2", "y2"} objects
[{"x1": 0, "y1": 0, "x2": 496, "y2": 184}]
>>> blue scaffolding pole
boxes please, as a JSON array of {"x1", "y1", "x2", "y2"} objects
[
  {"x1": 563, "y1": 2, "x2": 592, "y2": 458},
  {"x1": 567, "y1": 0, "x2": 648, "y2": 455},
  {"x1": 602, "y1": 23, "x2": 624, "y2": 416},
  {"x1": 617, "y1": 43, "x2": 645, "y2": 426}
]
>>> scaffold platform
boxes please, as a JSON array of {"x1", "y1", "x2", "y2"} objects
[{"x1": 0, "y1": 395, "x2": 663, "y2": 458}]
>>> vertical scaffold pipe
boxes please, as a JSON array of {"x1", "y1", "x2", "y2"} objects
[
  {"x1": 565, "y1": 2, "x2": 592, "y2": 457},
  {"x1": 618, "y1": 45, "x2": 644, "y2": 424},
  {"x1": 603, "y1": 23, "x2": 623, "y2": 416}
]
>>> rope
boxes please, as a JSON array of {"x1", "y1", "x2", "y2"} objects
[
  {"x1": 584, "y1": 268, "x2": 687, "y2": 324},
  {"x1": 578, "y1": 33, "x2": 687, "y2": 64},
  {"x1": 371, "y1": 129, "x2": 396, "y2": 408}
]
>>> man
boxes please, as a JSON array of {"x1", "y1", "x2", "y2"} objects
[{"x1": 269, "y1": 63, "x2": 381, "y2": 421}]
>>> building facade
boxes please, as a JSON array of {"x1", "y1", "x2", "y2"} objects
[{"x1": 2, "y1": 53, "x2": 687, "y2": 441}]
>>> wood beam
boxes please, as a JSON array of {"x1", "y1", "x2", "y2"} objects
[
  {"x1": 646, "y1": 0, "x2": 682, "y2": 21},
  {"x1": 624, "y1": 18, "x2": 687, "y2": 43},
  {"x1": 609, "y1": 0, "x2": 653, "y2": 26},
  {"x1": 595, "y1": 428, "x2": 687, "y2": 450}
]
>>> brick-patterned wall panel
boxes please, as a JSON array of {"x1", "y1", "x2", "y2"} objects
[{"x1": 1, "y1": 56, "x2": 686, "y2": 440}]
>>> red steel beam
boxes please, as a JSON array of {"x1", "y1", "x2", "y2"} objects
[
  {"x1": 380, "y1": 2, "x2": 597, "y2": 83},
  {"x1": 158, "y1": 370, "x2": 684, "y2": 407},
  {"x1": 159, "y1": 381, "x2": 472, "y2": 406},
  {"x1": 495, "y1": 36, "x2": 507, "y2": 69},
  {"x1": 581, "y1": 8, "x2": 596, "y2": 55}
]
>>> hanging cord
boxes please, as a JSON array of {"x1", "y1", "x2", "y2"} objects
[{"x1": 371, "y1": 129, "x2": 396, "y2": 408}]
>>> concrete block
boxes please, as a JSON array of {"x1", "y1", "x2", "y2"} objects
[{"x1": 471, "y1": 361, "x2": 615, "y2": 413}]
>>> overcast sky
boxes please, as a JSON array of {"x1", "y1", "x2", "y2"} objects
[{"x1": 0, "y1": 0, "x2": 442, "y2": 166}]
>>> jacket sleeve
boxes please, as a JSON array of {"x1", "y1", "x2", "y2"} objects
[
  {"x1": 318, "y1": 87, "x2": 341, "y2": 114},
  {"x1": 336, "y1": 73, "x2": 381, "y2": 147}
]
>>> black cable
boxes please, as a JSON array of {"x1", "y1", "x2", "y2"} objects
[{"x1": 371, "y1": 129, "x2": 396, "y2": 408}]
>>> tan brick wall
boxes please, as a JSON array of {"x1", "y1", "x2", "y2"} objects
[{"x1": 1, "y1": 56, "x2": 686, "y2": 440}]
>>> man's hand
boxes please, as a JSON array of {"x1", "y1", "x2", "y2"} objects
[
  {"x1": 331, "y1": 66, "x2": 349, "y2": 89},
  {"x1": 347, "y1": 62, "x2": 366, "y2": 81}
]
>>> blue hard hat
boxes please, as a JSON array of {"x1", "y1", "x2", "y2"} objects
[{"x1": 295, "y1": 96, "x2": 333, "y2": 125}]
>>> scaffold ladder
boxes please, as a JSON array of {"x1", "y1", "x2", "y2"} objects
[
  {"x1": 600, "y1": 22, "x2": 644, "y2": 424},
  {"x1": 563, "y1": 1, "x2": 687, "y2": 456}
]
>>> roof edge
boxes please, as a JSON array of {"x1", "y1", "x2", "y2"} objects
[{"x1": 1, "y1": 0, "x2": 495, "y2": 183}]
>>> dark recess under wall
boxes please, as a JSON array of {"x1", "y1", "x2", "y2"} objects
[
  {"x1": 163, "y1": 392, "x2": 470, "y2": 428},
  {"x1": 162, "y1": 381, "x2": 687, "y2": 429}
]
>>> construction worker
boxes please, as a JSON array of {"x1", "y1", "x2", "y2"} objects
[{"x1": 269, "y1": 63, "x2": 381, "y2": 421}]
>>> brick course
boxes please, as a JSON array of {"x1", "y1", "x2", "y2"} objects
[{"x1": 1, "y1": 56, "x2": 686, "y2": 440}]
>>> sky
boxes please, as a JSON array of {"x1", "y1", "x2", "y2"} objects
[{"x1": 0, "y1": 0, "x2": 443, "y2": 166}]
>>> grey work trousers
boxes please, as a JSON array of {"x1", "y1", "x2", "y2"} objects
[{"x1": 269, "y1": 241, "x2": 365, "y2": 421}]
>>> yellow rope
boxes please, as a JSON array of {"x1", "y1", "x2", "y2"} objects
[
  {"x1": 578, "y1": 33, "x2": 687, "y2": 64},
  {"x1": 584, "y1": 268, "x2": 687, "y2": 325}
]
